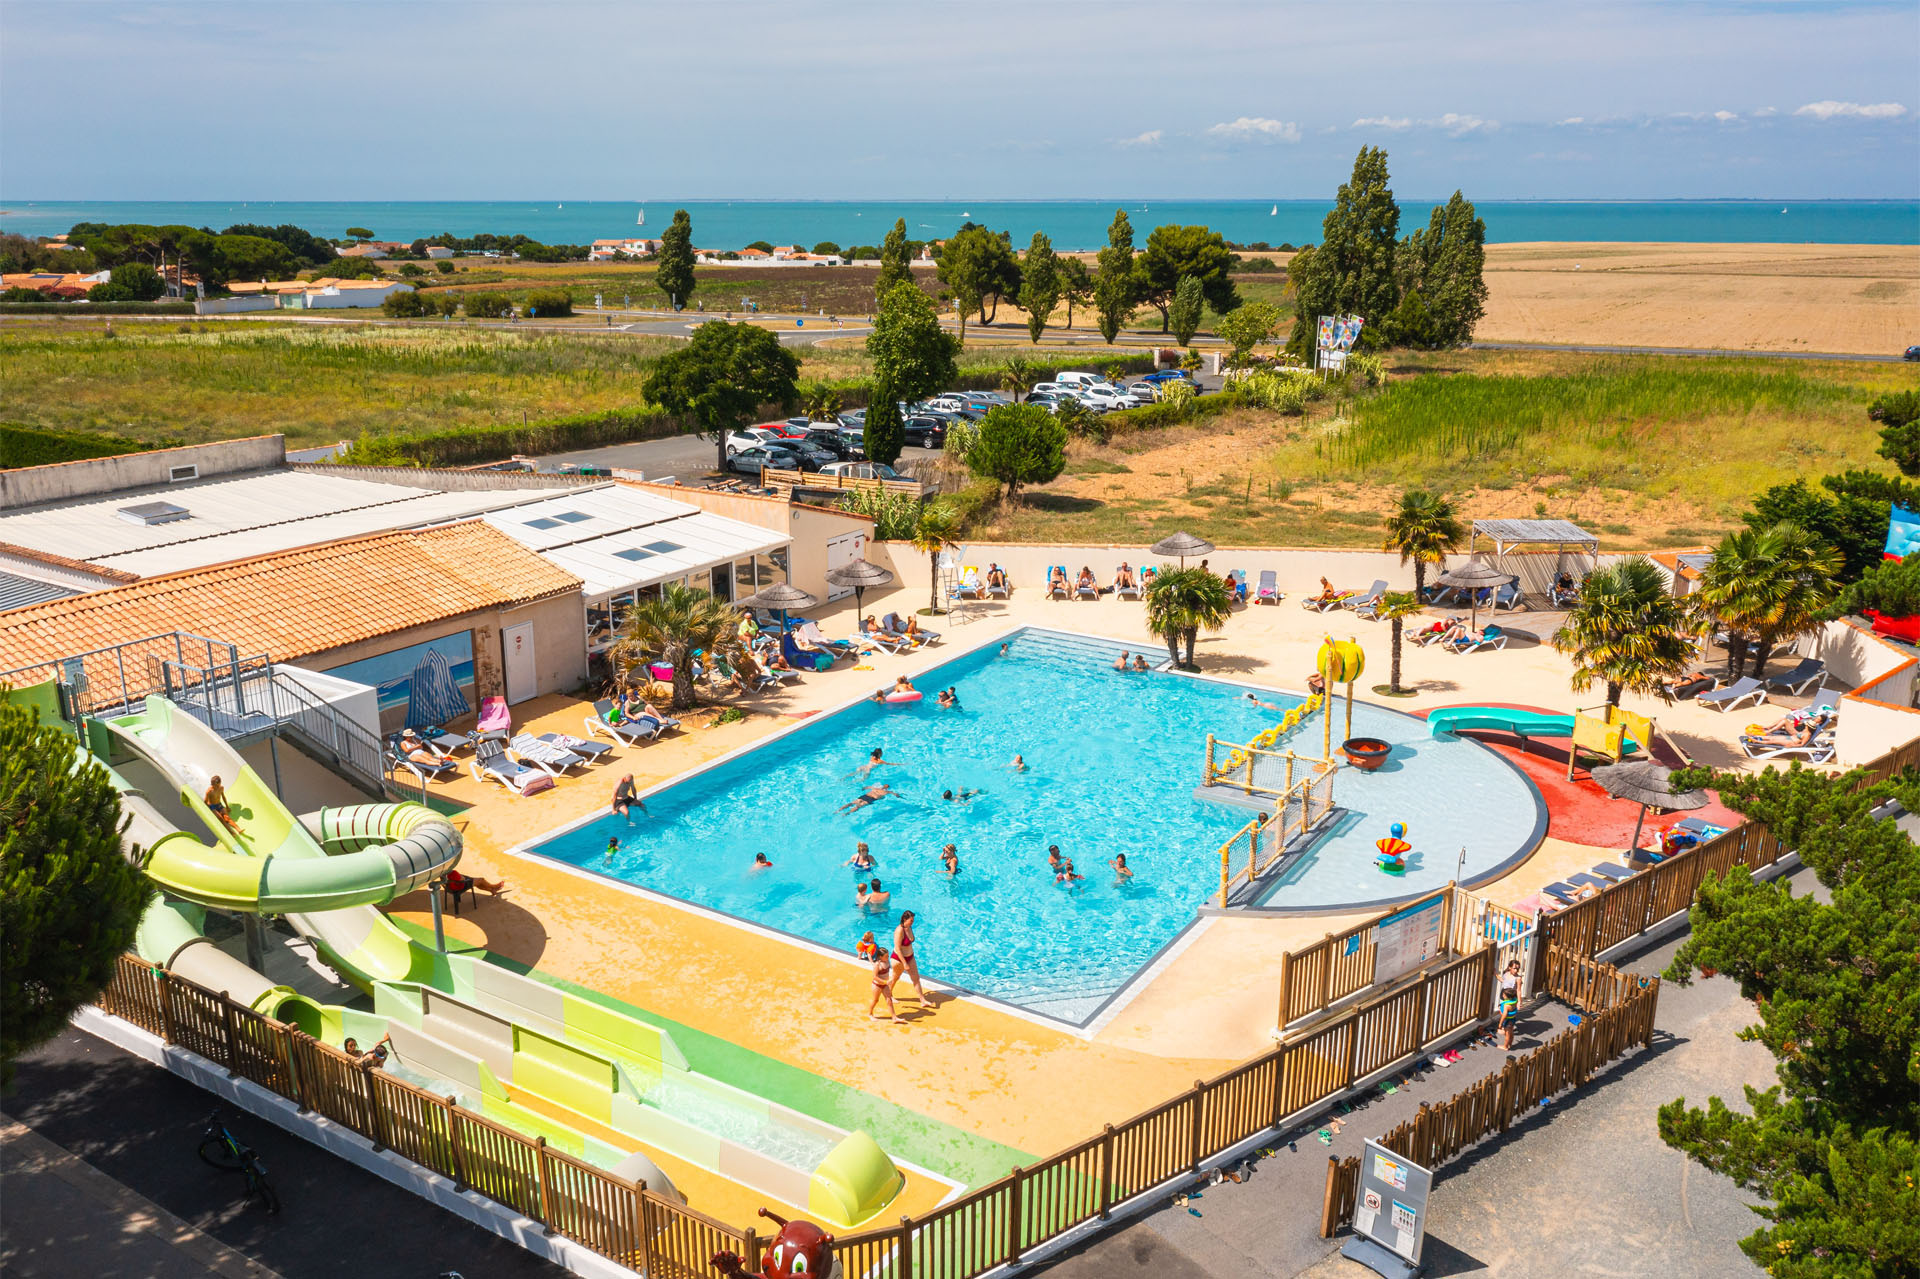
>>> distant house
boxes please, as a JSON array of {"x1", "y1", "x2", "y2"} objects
[
  {"x1": 425, "y1": 246, "x2": 455, "y2": 260},
  {"x1": 226, "y1": 278, "x2": 413, "y2": 309},
  {"x1": 336, "y1": 242, "x2": 406, "y2": 258},
  {"x1": 736, "y1": 247, "x2": 771, "y2": 261},
  {"x1": 2, "y1": 270, "x2": 112, "y2": 298},
  {"x1": 769, "y1": 245, "x2": 804, "y2": 260},
  {"x1": 587, "y1": 238, "x2": 658, "y2": 262}
]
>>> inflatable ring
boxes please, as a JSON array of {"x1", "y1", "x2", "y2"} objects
[{"x1": 885, "y1": 691, "x2": 923, "y2": 704}]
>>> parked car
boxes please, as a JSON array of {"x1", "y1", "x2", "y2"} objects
[
  {"x1": 1906, "y1": 345, "x2": 1920, "y2": 362},
  {"x1": 903, "y1": 416, "x2": 948, "y2": 448},
  {"x1": 724, "y1": 427, "x2": 783, "y2": 457},
  {"x1": 762, "y1": 419, "x2": 815, "y2": 440},
  {"x1": 1030, "y1": 381, "x2": 1071, "y2": 397},
  {"x1": 804, "y1": 428, "x2": 861, "y2": 460},
  {"x1": 1079, "y1": 385, "x2": 1135, "y2": 412},
  {"x1": 782, "y1": 441, "x2": 836, "y2": 470},
  {"x1": 925, "y1": 394, "x2": 972, "y2": 414},
  {"x1": 1141, "y1": 369, "x2": 1195, "y2": 385},
  {"x1": 1054, "y1": 371, "x2": 1105, "y2": 389},
  {"x1": 820, "y1": 461, "x2": 905, "y2": 481},
  {"x1": 1124, "y1": 381, "x2": 1160, "y2": 403},
  {"x1": 727, "y1": 445, "x2": 798, "y2": 476}
]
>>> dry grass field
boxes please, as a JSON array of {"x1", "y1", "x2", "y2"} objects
[{"x1": 1476, "y1": 242, "x2": 1920, "y2": 354}]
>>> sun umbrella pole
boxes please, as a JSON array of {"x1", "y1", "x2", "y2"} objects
[{"x1": 1629, "y1": 803, "x2": 1648, "y2": 858}]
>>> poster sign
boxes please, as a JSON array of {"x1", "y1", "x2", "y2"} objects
[
  {"x1": 1372, "y1": 894, "x2": 1445, "y2": 985},
  {"x1": 1351, "y1": 1139, "x2": 1433, "y2": 1266}
]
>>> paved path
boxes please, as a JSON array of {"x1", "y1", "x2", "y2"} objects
[
  {"x1": 3, "y1": 1028, "x2": 564, "y2": 1279},
  {"x1": 1034, "y1": 867, "x2": 1802, "y2": 1279}
]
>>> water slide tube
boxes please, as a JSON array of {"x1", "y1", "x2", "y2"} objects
[
  {"x1": 100, "y1": 697, "x2": 459, "y2": 992},
  {"x1": 1429, "y1": 705, "x2": 1639, "y2": 753}
]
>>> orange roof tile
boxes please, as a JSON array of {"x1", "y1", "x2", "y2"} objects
[{"x1": 0, "y1": 521, "x2": 580, "y2": 677}]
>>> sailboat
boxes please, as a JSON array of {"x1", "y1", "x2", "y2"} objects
[
  {"x1": 1270, "y1": 204, "x2": 1278, "y2": 216},
  {"x1": 637, "y1": 207, "x2": 645, "y2": 227}
]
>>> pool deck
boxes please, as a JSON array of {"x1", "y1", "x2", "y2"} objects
[{"x1": 385, "y1": 587, "x2": 1789, "y2": 1208}]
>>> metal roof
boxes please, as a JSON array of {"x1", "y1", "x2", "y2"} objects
[
  {"x1": 485, "y1": 491, "x2": 788, "y2": 601},
  {"x1": 1470, "y1": 518, "x2": 1598, "y2": 551},
  {"x1": 0, "y1": 572, "x2": 78, "y2": 613}
]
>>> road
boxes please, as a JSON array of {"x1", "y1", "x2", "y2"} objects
[
  {"x1": 1470, "y1": 340, "x2": 1907, "y2": 363},
  {"x1": 2, "y1": 1028, "x2": 565, "y2": 1279}
]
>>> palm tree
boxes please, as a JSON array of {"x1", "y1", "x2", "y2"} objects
[
  {"x1": 1144, "y1": 566, "x2": 1233, "y2": 670},
  {"x1": 910, "y1": 501, "x2": 958, "y2": 614},
  {"x1": 1382, "y1": 490, "x2": 1466, "y2": 599},
  {"x1": 998, "y1": 357, "x2": 1039, "y2": 404},
  {"x1": 1551, "y1": 558, "x2": 1694, "y2": 707},
  {"x1": 803, "y1": 385, "x2": 843, "y2": 422},
  {"x1": 610, "y1": 583, "x2": 741, "y2": 711},
  {"x1": 1692, "y1": 522, "x2": 1841, "y2": 680},
  {"x1": 1376, "y1": 591, "x2": 1424, "y2": 693}
]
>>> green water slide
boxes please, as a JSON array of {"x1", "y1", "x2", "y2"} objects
[
  {"x1": 100, "y1": 697, "x2": 457, "y2": 991},
  {"x1": 1428, "y1": 706, "x2": 1577, "y2": 739}
]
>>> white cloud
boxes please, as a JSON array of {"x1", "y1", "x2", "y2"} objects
[
  {"x1": 1205, "y1": 116, "x2": 1301, "y2": 143},
  {"x1": 1713, "y1": 110, "x2": 1739, "y2": 122},
  {"x1": 1432, "y1": 112, "x2": 1495, "y2": 135},
  {"x1": 1116, "y1": 129, "x2": 1163, "y2": 147},
  {"x1": 1555, "y1": 116, "x2": 1585, "y2": 126},
  {"x1": 1352, "y1": 115, "x2": 1412, "y2": 130},
  {"x1": 1794, "y1": 100, "x2": 1907, "y2": 120},
  {"x1": 1753, "y1": 106, "x2": 1778, "y2": 117}
]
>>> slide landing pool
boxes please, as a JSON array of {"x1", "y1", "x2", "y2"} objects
[{"x1": 520, "y1": 628, "x2": 1546, "y2": 1025}]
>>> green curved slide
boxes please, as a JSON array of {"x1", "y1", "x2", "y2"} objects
[{"x1": 1429, "y1": 705, "x2": 1639, "y2": 752}]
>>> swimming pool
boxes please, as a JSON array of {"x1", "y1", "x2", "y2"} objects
[{"x1": 522, "y1": 627, "x2": 1542, "y2": 1024}]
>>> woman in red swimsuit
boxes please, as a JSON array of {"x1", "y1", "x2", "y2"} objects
[{"x1": 891, "y1": 911, "x2": 927, "y2": 1004}]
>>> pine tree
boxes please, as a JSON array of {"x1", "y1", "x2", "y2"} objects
[
  {"x1": 1169, "y1": 275, "x2": 1204, "y2": 347},
  {"x1": 1286, "y1": 147, "x2": 1401, "y2": 355},
  {"x1": 1094, "y1": 209, "x2": 1138, "y2": 344},
  {"x1": 1397, "y1": 191, "x2": 1486, "y2": 347},
  {"x1": 1057, "y1": 257, "x2": 1091, "y2": 329},
  {"x1": 875, "y1": 218, "x2": 912, "y2": 307},
  {"x1": 1018, "y1": 232, "x2": 1060, "y2": 344},
  {"x1": 655, "y1": 209, "x2": 695, "y2": 310}
]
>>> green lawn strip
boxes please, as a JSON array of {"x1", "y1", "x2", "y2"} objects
[{"x1": 388, "y1": 915, "x2": 1031, "y2": 1185}]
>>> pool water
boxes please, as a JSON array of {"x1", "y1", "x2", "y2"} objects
[{"x1": 526, "y1": 628, "x2": 1541, "y2": 1023}]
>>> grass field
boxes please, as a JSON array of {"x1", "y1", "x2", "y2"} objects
[
  {"x1": 0, "y1": 321, "x2": 679, "y2": 447},
  {"x1": 973, "y1": 351, "x2": 1912, "y2": 551}
]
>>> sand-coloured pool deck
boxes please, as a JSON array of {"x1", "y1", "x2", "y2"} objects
[{"x1": 387, "y1": 587, "x2": 1777, "y2": 1200}]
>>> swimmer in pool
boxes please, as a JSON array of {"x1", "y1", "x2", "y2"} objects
[
  {"x1": 1111, "y1": 852, "x2": 1134, "y2": 883},
  {"x1": 1132, "y1": 655, "x2": 1149, "y2": 671},
  {"x1": 1009, "y1": 754, "x2": 1028, "y2": 773},
  {"x1": 1113, "y1": 651, "x2": 1130, "y2": 671},
  {"x1": 999, "y1": 643, "x2": 1010, "y2": 657},
  {"x1": 1046, "y1": 845, "x2": 1065, "y2": 876},
  {"x1": 838, "y1": 783, "x2": 899, "y2": 814},
  {"x1": 937, "y1": 688, "x2": 959, "y2": 708},
  {"x1": 605, "y1": 836, "x2": 620, "y2": 863},
  {"x1": 853, "y1": 747, "x2": 900, "y2": 781},
  {"x1": 751, "y1": 852, "x2": 774, "y2": 871},
  {"x1": 1246, "y1": 693, "x2": 1289, "y2": 712},
  {"x1": 845, "y1": 842, "x2": 876, "y2": 871},
  {"x1": 941, "y1": 788, "x2": 981, "y2": 803},
  {"x1": 1057, "y1": 858, "x2": 1085, "y2": 886},
  {"x1": 940, "y1": 844, "x2": 959, "y2": 877}
]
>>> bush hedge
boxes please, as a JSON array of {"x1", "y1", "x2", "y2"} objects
[
  {"x1": 1101, "y1": 389, "x2": 1247, "y2": 433},
  {"x1": 524, "y1": 289, "x2": 573, "y2": 318},
  {"x1": 337, "y1": 407, "x2": 680, "y2": 468},
  {"x1": 462, "y1": 292, "x2": 514, "y2": 319},
  {"x1": 0, "y1": 301, "x2": 196, "y2": 315},
  {"x1": 0, "y1": 424, "x2": 155, "y2": 468}
]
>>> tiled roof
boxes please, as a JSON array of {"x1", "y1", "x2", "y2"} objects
[{"x1": 0, "y1": 521, "x2": 580, "y2": 676}]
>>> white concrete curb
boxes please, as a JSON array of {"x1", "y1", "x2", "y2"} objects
[{"x1": 72, "y1": 1007, "x2": 639, "y2": 1279}]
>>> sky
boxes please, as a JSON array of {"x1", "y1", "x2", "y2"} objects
[{"x1": 2, "y1": 0, "x2": 1916, "y2": 201}]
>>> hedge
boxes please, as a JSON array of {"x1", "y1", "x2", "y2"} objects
[
  {"x1": 0, "y1": 301, "x2": 197, "y2": 316},
  {"x1": 0, "y1": 424, "x2": 156, "y2": 469},
  {"x1": 1102, "y1": 389, "x2": 1248, "y2": 434},
  {"x1": 337, "y1": 407, "x2": 681, "y2": 468}
]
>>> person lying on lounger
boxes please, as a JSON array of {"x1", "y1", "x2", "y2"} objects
[
  {"x1": 987, "y1": 564, "x2": 1008, "y2": 590},
  {"x1": 397, "y1": 730, "x2": 443, "y2": 766},
  {"x1": 1114, "y1": 563, "x2": 1137, "y2": 591},
  {"x1": 1049, "y1": 567, "x2": 1070, "y2": 594},
  {"x1": 1076, "y1": 567, "x2": 1097, "y2": 593},
  {"x1": 1446, "y1": 625, "x2": 1491, "y2": 649}
]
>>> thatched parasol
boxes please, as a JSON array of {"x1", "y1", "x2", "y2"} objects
[
  {"x1": 1436, "y1": 557, "x2": 1515, "y2": 630},
  {"x1": 736, "y1": 581, "x2": 818, "y2": 634},
  {"x1": 1150, "y1": 531, "x2": 1216, "y2": 567},
  {"x1": 1591, "y1": 759, "x2": 1708, "y2": 856},
  {"x1": 826, "y1": 558, "x2": 896, "y2": 621}
]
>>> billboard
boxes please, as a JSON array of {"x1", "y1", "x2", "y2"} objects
[{"x1": 1316, "y1": 314, "x2": 1364, "y2": 368}]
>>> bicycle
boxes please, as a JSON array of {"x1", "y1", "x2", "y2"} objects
[{"x1": 197, "y1": 1108, "x2": 281, "y2": 1213}]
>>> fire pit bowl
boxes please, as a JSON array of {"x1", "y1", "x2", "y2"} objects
[{"x1": 1341, "y1": 737, "x2": 1393, "y2": 771}]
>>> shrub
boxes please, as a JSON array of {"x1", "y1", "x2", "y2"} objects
[
  {"x1": 433, "y1": 294, "x2": 460, "y2": 317},
  {"x1": 1102, "y1": 389, "x2": 1246, "y2": 433},
  {"x1": 398, "y1": 263, "x2": 425, "y2": 278},
  {"x1": 943, "y1": 418, "x2": 982, "y2": 467},
  {"x1": 0, "y1": 300, "x2": 194, "y2": 315},
  {"x1": 0, "y1": 424, "x2": 151, "y2": 468},
  {"x1": 381, "y1": 289, "x2": 431, "y2": 317},
  {"x1": 2, "y1": 286, "x2": 46, "y2": 303},
  {"x1": 338, "y1": 406, "x2": 678, "y2": 467},
  {"x1": 946, "y1": 477, "x2": 1003, "y2": 531},
  {"x1": 87, "y1": 282, "x2": 135, "y2": 303},
  {"x1": 812, "y1": 241, "x2": 841, "y2": 255},
  {"x1": 1346, "y1": 352, "x2": 1385, "y2": 390},
  {"x1": 835, "y1": 487, "x2": 923, "y2": 539},
  {"x1": 109, "y1": 262, "x2": 166, "y2": 301},
  {"x1": 435, "y1": 260, "x2": 456, "y2": 274},
  {"x1": 463, "y1": 292, "x2": 513, "y2": 319},
  {"x1": 525, "y1": 288, "x2": 573, "y2": 318}
]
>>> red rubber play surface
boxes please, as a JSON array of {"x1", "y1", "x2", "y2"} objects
[{"x1": 1418, "y1": 704, "x2": 1743, "y2": 848}]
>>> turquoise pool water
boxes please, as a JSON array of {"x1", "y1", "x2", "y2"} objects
[{"x1": 526, "y1": 628, "x2": 1541, "y2": 1023}]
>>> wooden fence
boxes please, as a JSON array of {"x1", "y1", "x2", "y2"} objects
[
  {"x1": 1215, "y1": 767, "x2": 1338, "y2": 906},
  {"x1": 1320, "y1": 956, "x2": 1661, "y2": 1237},
  {"x1": 759, "y1": 467, "x2": 924, "y2": 499},
  {"x1": 90, "y1": 956, "x2": 754, "y2": 1276}
]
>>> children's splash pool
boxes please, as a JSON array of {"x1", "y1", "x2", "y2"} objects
[{"x1": 522, "y1": 628, "x2": 1542, "y2": 1024}]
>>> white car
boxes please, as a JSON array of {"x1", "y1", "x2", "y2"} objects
[
  {"x1": 725, "y1": 427, "x2": 782, "y2": 457},
  {"x1": 1079, "y1": 385, "x2": 1136, "y2": 411},
  {"x1": 819, "y1": 461, "x2": 904, "y2": 481},
  {"x1": 1030, "y1": 381, "x2": 1072, "y2": 397},
  {"x1": 1054, "y1": 371, "x2": 1103, "y2": 389}
]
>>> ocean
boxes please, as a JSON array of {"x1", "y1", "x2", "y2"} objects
[{"x1": 2, "y1": 200, "x2": 1914, "y2": 250}]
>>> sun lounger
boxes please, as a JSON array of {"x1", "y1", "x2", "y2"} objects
[
  {"x1": 474, "y1": 695, "x2": 512, "y2": 740},
  {"x1": 1445, "y1": 624, "x2": 1507, "y2": 654},
  {"x1": 1673, "y1": 816, "x2": 1728, "y2": 839},
  {"x1": 1255, "y1": 570, "x2": 1281, "y2": 605},
  {"x1": 1114, "y1": 570, "x2": 1141, "y2": 599},
  {"x1": 1303, "y1": 588, "x2": 1357, "y2": 614},
  {"x1": 387, "y1": 737, "x2": 457, "y2": 786},
  {"x1": 586, "y1": 699, "x2": 671, "y2": 745},
  {"x1": 951, "y1": 566, "x2": 985, "y2": 600},
  {"x1": 1698, "y1": 676, "x2": 1765, "y2": 712},
  {"x1": 794, "y1": 622, "x2": 854, "y2": 657},
  {"x1": 715, "y1": 655, "x2": 779, "y2": 694},
  {"x1": 985, "y1": 567, "x2": 1010, "y2": 598},
  {"x1": 1564, "y1": 872, "x2": 1610, "y2": 892},
  {"x1": 1074, "y1": 575, "x2": 1098, "y2": 600},
  {"x1": 1347, "y1": 580, "x2": 1390, "y2": 619},
  {"x1": 1412, "y1": 623, "x2": 1456, "y2": 647},
  {"x1": 1539, "y1": 881, "x2": 1579, "y2": 904},
  {"x1": 1227, "y1": 569, "x2": 1249, "y2": 604},
  {"x1": 1491, "y1": 582, "x2": 1528, "y2": 613},
  {"x1": 471, "y1": 739, "x2": 553, "y2": 795},
  {"x1": 1047, "y1": 566, "x2": 1070, "y2": 599},
  {"x1": 1763, "y1": 657, "x2": 1826, "y2": 696},
  {"x1": 509, "y1": 732, "x2": 589, "y2": 776},
  {"x1": 1740, "y1": 731, "x2": 1835, "y2": 763},
  {"x1": 1588, "y1": 863, "x2": 1633, "y2": 883},
  {"x1": 536, "y1": 731, "x2": 613, "y2": 763}
]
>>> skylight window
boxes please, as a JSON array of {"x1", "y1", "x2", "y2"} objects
[
  {"x1": 644, "y1": 540, "x2": 682, "y2": 553},
  {"x1": 117, "y1": 501, "x2": 191, "y2": 526},
  {"x1": 524, "y1": 518, "x2": 563, "y2": 530},
  {"x1": 614, "y1": 548, "x2": 653, "y2": 562},
  {"x1": 553, "y1": 511, "x2": 592, "y2": 523}
]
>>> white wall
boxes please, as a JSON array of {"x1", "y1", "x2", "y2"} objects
[
  {"x1": 194, "y1": 295, "x2": 281, "y2": 315},
  {"x1": 277, "y1": 664, "x2": 381, "y2": 742}
]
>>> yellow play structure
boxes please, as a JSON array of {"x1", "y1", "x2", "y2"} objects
[{"x1": 1566, "y1": 704, "x2": 1654, "y2": 778}]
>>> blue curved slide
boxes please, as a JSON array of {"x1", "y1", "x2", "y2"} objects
[{"x1": 1429, "y1": 705, "x2": 1639, "y2": 753}]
